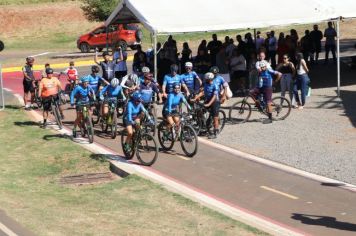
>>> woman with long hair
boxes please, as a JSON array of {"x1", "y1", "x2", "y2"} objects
[
  {"x1": 276, "y1": 54, "x2": 295, "y2": 104},
  {"x1": 293, "y1": 53, "x2": 310, "y2": 109}
]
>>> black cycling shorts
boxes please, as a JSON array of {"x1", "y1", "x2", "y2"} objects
[
  {"x1": 42, "y1": 95, "x2": 59, "y2": 111},
  {"x1": 23, "y1": 79, "x2": 34, "y2": 93},
  {"x1": 162, "y1": 109, "x2": 178, "y2": 119},
  {"x1": 206, "y1": 101, "x2": 220, "y2": 118}
]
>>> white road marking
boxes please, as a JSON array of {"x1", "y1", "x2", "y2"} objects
[
  {"x1": 0, "y1": 222, "x2": 18, "y2": 236},
  {"x1": 29, "y1": 52, "x2": 52, "y2": 57},
  {"x1": 260, "y1": 186, "x2": 299, "y2": 200}
]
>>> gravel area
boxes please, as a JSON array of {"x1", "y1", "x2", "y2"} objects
[{"x1": 214, "y1": 79, "x2": 356, "y2": 185}]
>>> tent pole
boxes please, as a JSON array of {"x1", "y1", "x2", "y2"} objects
[
  {"x1": 336, "y1": 18, "x2": 341, "y2": 97},
  {"x1": 154, "y1": 32, "x2": 157, "y2": 82}
]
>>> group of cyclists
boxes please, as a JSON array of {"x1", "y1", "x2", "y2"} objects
[{"x1": 22, "y1": 46, "x2": 283, "y2": 162}]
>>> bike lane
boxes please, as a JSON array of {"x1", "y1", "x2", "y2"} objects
[{"x1": 3, "y1": 72, "x2": 356, "y2": 236}]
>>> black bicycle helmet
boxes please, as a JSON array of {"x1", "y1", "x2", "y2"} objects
[
  {"x1": 209, "y1": 66, "x2": 219, "y2": 74},
  {"x1": 102, "y1": 51, "x2": 109, "y2": 57}
]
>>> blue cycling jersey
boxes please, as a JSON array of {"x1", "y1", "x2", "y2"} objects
[
  {"x1": 88, "y1": 74, "x2": 105, "y2": 94},
  {"x1": 163, "y1": 74, "x2": 182, "y2": 94},
  {"x1": 124, "y1": 100, "x2": 147, "y2": 124},
  {"x1": 70, "y1": 85, "x2": 94, "y2": 104},
  {"x1": 213, "y1": 75, "x2": 228, "y2": 92},
  {"x1": 204, "y1": 82, "x2": 219, "y2": 102},
  {"x1": 164, "y1": 93, "x2": 188, "y2": 113},
  {"x1": 259, "y1": 69, "x2": 278, "y2": 88},
  {"x1": 180, "y1": 71, "x2": 199, "y2": 93},
  {"x1": 100, "y1": 85, "x2": 122, "y2": 98},
  {"x1": 139, "y1": 82, "x2": 159, "y2": 104}
]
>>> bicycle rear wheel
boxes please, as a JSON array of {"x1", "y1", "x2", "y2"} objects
[
  {"x1": 157, "y1": 121, "x2": 175, "y2": 151},
  {"x1": 229, "y1": 101, "x2": 251, "y2": 124},
  {"x1": 52, "y1": 104, "x2": 63, "y2": 129},
  {"x1": 120, "y1": 131, "x2": 135, "y2": 160},
  {"x1": 180, "y1": 125, "x2": 198, "y2": 157},
  {"x1": 217, "y1": 110, "x2": 226, "y2": 134},
  {"x1": 271, "y1": 96, "x2": 291, "y2": 121},
  {"x1": 136, "y1": 133, "x2": 158, "y2": 166}
]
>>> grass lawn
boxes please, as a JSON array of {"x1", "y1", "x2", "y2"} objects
[{"x1": 0, "y1": 98, "x2": 269, "y2": 235}]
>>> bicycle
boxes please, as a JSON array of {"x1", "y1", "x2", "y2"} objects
[
  {"x1": 48, "y1": 95, "x2": 63, "y2": 129},
  {"x1": 100, "y1": 98, "x2": 119, "y2": 139},
  {"x1": 142, "y1": 102, "x2": 158, "y2": 137},
  {"x1": 188, "y1": 101, "x2": 226, "y2": 136},
  {"x1": 33, "y1": 80, "x2": 42, "y2": 108},
  {"x1": 157, "y1": 112, "x2": 198, "y2": 157},
  {"x1": 229, "y1": 92, "x2": 291, "y2": 124},
  {"x1": 77, "y1": 101, "x2": 94, "y2": 143},
  {"x1": 120, "y1": 119, "x2": 158, "y2": 166}
]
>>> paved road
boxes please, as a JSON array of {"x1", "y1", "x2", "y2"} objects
[
  {"x1": 0, "y1": 210, "x2": 35, "y2": 236},
  {"x1": 3, "y1": 71, "x2": 356, "y2": 236}
]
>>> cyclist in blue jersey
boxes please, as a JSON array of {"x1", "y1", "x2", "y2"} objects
[
  {"x1": 162, "y1": 64, "x2": 189, "y2": 98},
  {"x1": 70, "y1": 76, "x2": 96, "y2": 137},
  {"x1": 180, "y1": 62, "x2": 202, "y2": 100},
  {"x1": 123, "y1": 91, "x2": 152, "y2": 152},
  {"x1": 163, "y1": 83, "x2": 191, "y2": 138},
  {"x1": 194, "y1": 72, "x2": 221, "y2": 139},
  {"x1": 139, "y1": 72, "x2": 162, "y2": 107},
  {"x1": 99, "y1": 78, "x2": 123, "y2": 117},
  {"x1": 88, "y1": 65, "x2": 109, "y2": 95},
  {"x1": 210, "y1": 66, "x2": 229, "y2": 104},
  {"x1": 250, "y1": 61, "x2": 282, "y2": 124}
]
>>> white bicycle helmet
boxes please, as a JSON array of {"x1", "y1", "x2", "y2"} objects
[
  {"x1": 141, "y1": 66, "x2": 150, "y2": 73},
  {"x1": 185, "y1": 62, "x2": 193, "y2": 68},
  {"x1": 111, "y1": 78, "x2": 120, "y2": 87},
  {"x1": 204, "y1": 72, "x2": 214, "y2": 81}
]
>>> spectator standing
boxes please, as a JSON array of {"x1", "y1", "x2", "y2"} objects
[
  {"x1": 165, "y1": 35, "x2": 178, "y2": 64},
  {"x1": 236, "y1": 35, "x2": 247, "y2": 58},
  {"x1": 293, "y1": 53, "x2": 310, "y2": 109},
  {"x1": 289, "y1": 29, "x2": 299, "y2": 64},
  {"x1": 277, "y1": 32, "x2": 288, "y2": 64},
  {"x1": 113, "y1": 45, "x2": 128, "y2": 80},
  {"x1": 255, "y1": 31, "x2": 265, "y2": 52},
  {"x1": 180, "y1": 42, "x2": 192, "y2": 72},
  {"x1": 229, "y1": 49, "x2": 246, "y2": 95},
  {"x1": 133, "y1": 45, "x2": 147, "y2": 73},
  {"x1": 22, "y1": 56, "x2": 36, "y2": 110},
  {"x1": 300, "y1": 30, "x2": 312, "y2": 64},
  {"x1": 198, "y1": 39, "x2": 208, "y2": 54},
  {"x1": 95, "y1": 51, "x2": 115, "y2": 82},
  {"x1": 216, "y1": 46, "x2": 230, "y2": 84},
  {"x1": 324, "y1": 21, "x2": 337, "y2": 64},
  {"x1": 268, "y1": 31, "x2": 278, "y2": 69},
  {"x1": 225, "y1": 38, "x2": 236, "y2": 58},
  {"x1": 222, "y1": 36, "x2": 230, "y2": 48},
  {"x1": 157, "y1": 49, "x2": 171, "y2": 85},
  {"x1": 310, "y1": 24, "x2": 323, "y2": 64},
  {"x1": 248, "y1": 52, "x2": 259, "y2": 89},
  {"x1": 207, "y1": 34, "x2": 223, "y2": 66},
  {"x1": 194, "y1": 49, "x2": 211, "y2": 79},
  {"x1": 276, "y1": 54, "x2": 295, "y2": 104}
]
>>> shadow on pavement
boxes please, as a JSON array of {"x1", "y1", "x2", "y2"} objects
[
  {"x1": 339, "y1": 90, "x2": 356, "y2": 128},
  {"x1": 291, "y1": 213, "x2": 356, "y2": 232},
  {"x1": 13, "y1": 121, "x2": 39, "y2": 127},
  {"x1": 321, "y1": 182, "x2": 346, "y2": 187},
  {"x1": 4, "y1": 105, "x2": 21, "y2": 110}
]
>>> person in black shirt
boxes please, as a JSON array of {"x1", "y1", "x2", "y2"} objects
[
  {"x1": 309, "y1": 24, "x2": 323, "y2": 64},
  {"x1": 94, "y1": 50, "x2": 115, "y2": 82},
  {"x1": 207, "y1": 34, "x2": 222, "y2": 66}
]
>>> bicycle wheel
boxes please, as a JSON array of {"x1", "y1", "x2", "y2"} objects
[
  {"x1": 52, "y1": 104, "x2": 63, "y2": 129},
  {"x1": 136, "y1": 133, "x2": 158, "y2": 166},
  {"x1": 120, "y1": 130, "x2": 135, "y2": 160},
  {"x1": 190, "y1": 112, "x2": 203, "y2": 135},
  {"x1": 85, "y1": 116, "x2": 94, "y2": 143},
  {"x1": 271, "y1": 96, "x2": 291, "y2": 121},
  {"x1": 217, "y1": 110, "x2": 226, "y2": 134},
  {"x1": 111, "y1": 109, "x2": 118, "y2": 139},
  {"x1": 229, "y1": 101, "x2": 251, "y2": 124},
  {"x1": 157, "y1": 121, "x2": 175, "y2": 151},
  {"x1": 180, "y1": 125, "x2": 198, "y2": 157},
  {"x1": 35, "y1": 90, "x2": 42, "y2": 108}
]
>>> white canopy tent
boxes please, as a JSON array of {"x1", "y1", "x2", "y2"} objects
[{"x1": 105, "y1": 0, "x2": 356, "y2": 96}]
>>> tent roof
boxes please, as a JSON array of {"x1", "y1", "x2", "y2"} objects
[{"x1": 105, "y1": 0, "x2": 356, "y2": 34}]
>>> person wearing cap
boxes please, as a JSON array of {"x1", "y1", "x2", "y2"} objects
[
  {"x1": 122, "y1": 91, "x2": 152, "y2": 153},
  {"x1": 194, "y1": 72, "x2": 221, "y2": 139},
  {"x1": 209, "y1": 66, "x2": 229, "y2": 104},
  {"x1": 70, "y1": 76, "x2": 96, "y2": 137},
  {"x1": 139, "y1": 72, "x2": 162, "y2": 118},
  {"x1": 94, "y1": 49, "x2": 115, "y2": 82},
  {"x1": 250, "y1": 62, "x2": 282, "y2": 124},
  {"x1": 39, "y1": 68, "x2": 63, "y2": 127},
  {"x1": 180, "y1": 62, "x2": 202, "y2": 99},
  {"x1": 162, "y1": 64, "x2": 188, "y2": 98},
  {"x1": 22, "y1": 56, "x2": 36, "y2": 110}
]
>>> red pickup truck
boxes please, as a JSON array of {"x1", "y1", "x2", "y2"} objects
[{"x1": 77, "y1": 24, "x2": 142, "y2": 52}]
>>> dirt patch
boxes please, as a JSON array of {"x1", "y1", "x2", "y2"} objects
[{"x1": 0, "y1": 2, "x2": 98, "y2": 39}]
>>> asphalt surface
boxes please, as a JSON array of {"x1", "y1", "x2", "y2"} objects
[{"x1": 3, "y1": 69, "x2": 356, "y2": 236}]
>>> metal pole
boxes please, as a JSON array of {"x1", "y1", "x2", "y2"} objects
[
  {"x1": 0, "y1": 63, "x2": 5, "y2": 111},
  {"x1": 336, "y1": 18, "x2": 341, "y2": 97},
  {"x1": 154, "y1": 32, "x2": 157, "y2": 82}
]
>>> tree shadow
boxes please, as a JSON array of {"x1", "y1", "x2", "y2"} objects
[
  {"x1": 291, "y1": 213, "x2": 356, "y2": 232},
  {"x1": 339, "y1": 90, "x2": 356, "y2": 128},
  {"x1": 13, "y1": 121, "x2": 39, "y2": 127},
  {"x1": 4, "y1": 105, "x2": 21, "y2": 110}
]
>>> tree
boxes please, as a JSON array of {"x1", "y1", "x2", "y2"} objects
[{"x1": 81, "y1": 0, "x2": 121, "y2": 22}]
